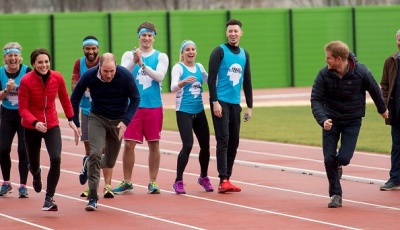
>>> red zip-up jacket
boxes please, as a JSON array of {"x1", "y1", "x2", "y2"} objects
[{"x1": 18, "y1": 70, "x2": 74, "y2": 130}]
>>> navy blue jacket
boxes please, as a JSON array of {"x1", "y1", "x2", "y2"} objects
[{"x1": 311, "y1": 53, "x2": 386, "y2": 126}]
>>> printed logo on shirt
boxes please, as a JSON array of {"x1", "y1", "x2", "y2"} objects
[
  {"x1": 137, "y1": 69, "x2": 152, "y2": 90},
  {"x1": 7, "y1": 86, "x2": 19, "y2": 105},
  {"x1": 227, "y1": 63, "x2": 242, "y2": 86},
  {"x1": 189, "y1": 81, "x2": 201, "y2": 98}
]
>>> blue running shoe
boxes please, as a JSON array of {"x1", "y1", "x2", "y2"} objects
[
  {"x1": 79, "y1": 156, "x2": 89, "y2": 185},
  {"x1": 148, "y1": 181, "x2": 160, "y2": 194},
  {"x1": 85, "y1": 198, "x2": 98, "y2": 211},
  {"x1": 18, "y1": 184, "x2": 29, "y2": 198},
  {"x1": 0, "y1": 181, "x2": 13, "y2": 196},
  {"x1": 112, "y1": 181, "x2": 133, "y2": 195}
]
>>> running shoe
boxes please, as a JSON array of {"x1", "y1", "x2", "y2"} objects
[
  {"x1": 328, "y1": 194, "x2": 342, "y2": 208},
  {"x1": 197, "y1": 176, "x2": 214, "y2": 192},
  {"x1": 172, "y1": 180, "x2": 185, "y2": 194},
  {"x1": 0, "y1": 181, "x2": 13, "y2": 196},
  {"x1": 148, "y1": 181, "x2": 161, "y2": 194},
  {"x1": 85, "y1": 198, "x2": 98, "y2": 211},
  {"x1": 380, "y1": 182, "x2": 400, "y2": 191},
  {"x1": 80, "y1": 187, "x2": 89, "y2": 197},
  {"x1": 42, "y1": 196, "x2": 58, "y2": 211},
  {"x1": 228, "y1": 180, "x2": 241, "y2": 192},
  {"x1": 103, "y1": 185, "x2": 114, "y2": 198},
  {"x1": 18, "y1": 184, "x2": 29, "y2": 198},
  {"x1": 79, "y1": 156, "x2": 89, "y2": 185},
  {"x1": 218, "y1": 179, "x2": 233, "y2": 193},
  {"x1": 112, "y1": 181, "x2": 133, "y2": 195}
]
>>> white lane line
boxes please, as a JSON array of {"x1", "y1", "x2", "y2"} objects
[
  {"x1": 53, "y1": 193, "x2": 205, "y2": 230},
  {"x1": 59, "y1": 135, "x2": 388, "y2": 185},
  {"x1": 5, "y1": 180, "x2": 204, "y2": 230},
  {"x1": 161, "y1": 139, "x2": 389, "y2": 172},
  {"x1": 0, "y1": 213, "x2": 53, "y2": 230},
  {"x1": 161, "y1": 130, "x2": 391, "y2": 159}
]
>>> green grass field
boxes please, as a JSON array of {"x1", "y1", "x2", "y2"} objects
[{"x1": 163, "y1": 105, "x2": 391, "y2": 154}]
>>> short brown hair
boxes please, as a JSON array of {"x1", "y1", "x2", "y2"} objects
[
  {"x1": 137, "y1": 22, "x2": 157, "y2": 35},
  {"x1": 324, "y1": 41, "x2": 349, "y2": 60}
]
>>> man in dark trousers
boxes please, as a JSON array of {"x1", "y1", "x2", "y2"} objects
[{"x1": 71, "y1": 53, "x2": 140, "y2": 211}]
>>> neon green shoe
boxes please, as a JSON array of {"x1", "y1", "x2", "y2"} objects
[
  {"x1": 103, "y1": 185, "x2": 114, "y2": 198},
  {"x1": 80, "y1": 187, "x2": 89, "y2": 197},
  {"x1": 148, "y1": 181, "x2": 160, "y2": 194}
]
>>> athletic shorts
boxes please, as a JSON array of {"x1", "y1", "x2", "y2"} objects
[
  {"x1": 80, "y1": 112, "x2": 89, "y2": 142},
  {"x1": 124, "y1": 107, "x2": 163, "y2": 143}
]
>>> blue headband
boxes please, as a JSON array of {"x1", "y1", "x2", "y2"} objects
[
  {"x1": 180, "y1": 40, "x2": 196, "y2": 53},
  {"x1": 4, "y1": 48, "x2": 21, "y2": 55},
  {"x1": 138, "y1": 28, "x2": 155, "y2": 38},
  {"x1": 83, "y1": 39, "x2": 99, "y2": 47}
]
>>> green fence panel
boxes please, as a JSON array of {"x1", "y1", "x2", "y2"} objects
[
  {"x1": 231, "y1": 9, "x2": 291, "y2": 89},
  {"x1": 53, "y1": 12, "x2": 110, "y2": 93},
  {"x1": 355, "y1": 5, "x2": 400, "y2": 82},
  {"x1": 0, "y1": 14, "x2": 51, "y2": 68},
  {"x1": 169, "y1": 9, "x2": 227, "y2": 91},
  {"x1": 111, "y1": 11, "x2": 169, "y2": 92},
  {"x1": 292, "y1": 7, "x2": 353, "y2": 87}
]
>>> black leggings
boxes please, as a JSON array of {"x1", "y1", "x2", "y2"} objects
[
  {"x1": 25, "y1": 126, "x2": 62, "y2": 198},
  {"x1": 0, "y1": 107, "x2": 28, "y2": 184},
  {"x1": 175, "y1": 110, "x2": 210, "y2": 181}
]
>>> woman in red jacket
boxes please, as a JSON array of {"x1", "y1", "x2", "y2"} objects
[{"x1": 18, "y1": 48, "x2": 79, "y2": 211}]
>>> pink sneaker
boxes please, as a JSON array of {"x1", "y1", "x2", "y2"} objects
[
  {"x1": 173, "y1": 180, "x2": 186, "y2": 194},
  {"x1": 198, "y1": 176, "x2": 214, "y2": 192}
]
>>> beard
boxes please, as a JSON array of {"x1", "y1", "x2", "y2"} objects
[{"x1": 85, "y1": 53, "x2": 98, "y2": 62}]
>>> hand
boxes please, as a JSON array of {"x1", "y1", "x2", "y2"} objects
[
  {"x1": 323, "y1": 119, "x2": 333, "y2": 131},
  {"x1": 179, "y1": 76, "x2": 196, "y2": 88},
  {"x1": 133, "y1": 47, "x2": 142, "y2": 65},
  {"x1": 213, "y1": 101, "x2": 222, "y2": 118},
  {"x1": 117, "y1": 122, "x2": 127, "y2": 141},
  {"x1": 243, "y1": 108, "x2": 252, "y2": 122},
  {"x1": 6, "y1": 79, "x2": 16, "y2": 91},
  {"x1": 68, "y1": 121, "x2": 81, "y2": 145},
  {"x1": 35, "y1": 122, "x2": 47, "y2": 133},
  {"x1": 381, "y1": 109, "x2": 389, "y2": 120}
]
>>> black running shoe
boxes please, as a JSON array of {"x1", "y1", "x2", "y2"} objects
[
  {"x1": 79, "y1": 156, "x2": 89, "y2": 185},
  {"x1": 42, "y1": 197, "x2": 58, "y2": 211}
]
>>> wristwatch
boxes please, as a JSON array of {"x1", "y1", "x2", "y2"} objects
[{"x1": 3, "y1": 88, "x2": 8, "y2": 94}]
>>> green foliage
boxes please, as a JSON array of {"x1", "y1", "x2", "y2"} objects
[{"x1": 163, "y1": 105, "x2": 391, "y2": 154}]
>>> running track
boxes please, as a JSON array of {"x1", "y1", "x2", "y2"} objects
[{"x1": 1, "y1": 87, "x2": 398, "y2": 229}]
